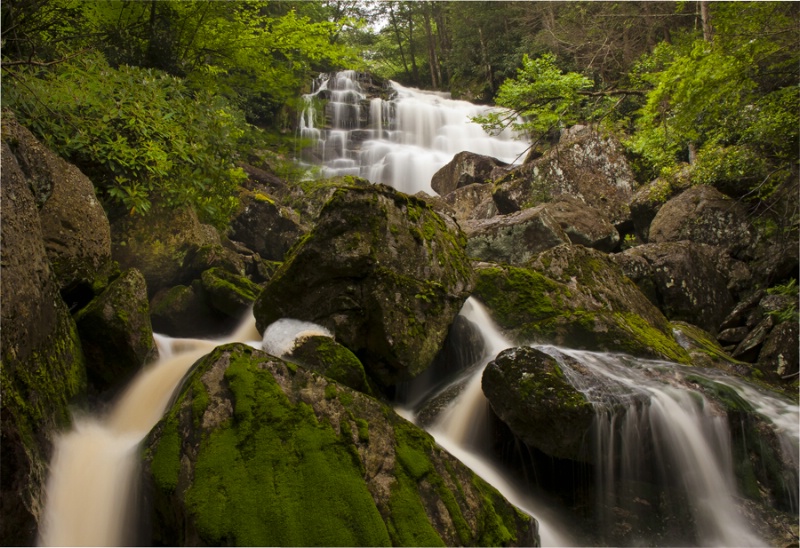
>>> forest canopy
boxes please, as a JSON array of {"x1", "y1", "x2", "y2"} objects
[{"x1": 2, "y1": 1, "x2": 798, "y2": 228}]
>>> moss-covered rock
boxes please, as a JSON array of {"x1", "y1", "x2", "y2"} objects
[
  {"x1": 74, "y1": 268, "x2": 157, "y2": 391},
  {"x1": 671, "y1": 321, "x2": 751, "y2": 375},
  {"x1": 287, "y1": 335, "x2": 373, "y2": 395},
  {"x1": 473, "y1": 245, "x2": 690, "y2": 362},
  {"x1": 229, "y1": 187, "x2": 305, "y2": 261},
  {"x1": 254, "y1": 184, "x2": 475, "y2": 388},
  {"x1": 149, "y1": 282, "x2": 222, "y2": 338},
  {"x1": 143, "y1": 344, "x2": 538, "y2": 546},
  {"x1": 200, "y1": 267, "x2": 261, "y2": 318},
  {"x1": 1, "y1": 141, "x2": 87, "y2": 545},
  {"x1": 482, "y1": 347, "x2": 595, "y2": 461}
]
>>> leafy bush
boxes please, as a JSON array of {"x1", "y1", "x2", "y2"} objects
[{"x1": 3, "y1": 52, "x2": 247, "y2": 228}]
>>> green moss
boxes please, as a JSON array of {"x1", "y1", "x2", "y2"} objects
[
  {"x1": 324, "y1": 383, "x2": 338, "y2": 400},
  {"x1": 614, "y1": 312, "x2": 691, "y2": 364},
  {"x1": 150, "y1": 416, "x2": 181, "y2": 492},
  {"x1": 171, "y1": 349, "x2": 392, "y2": 546},
  {"x1": 190, "y1": 376, "x2": 210, "y2": 428},
  {"x1": 355, "y1": 418, "x2": 370, "y2": 443}
]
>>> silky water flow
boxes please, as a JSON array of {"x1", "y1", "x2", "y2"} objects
[{"x1": 38, "y1": 71, "x2": 798, "y2": 546}]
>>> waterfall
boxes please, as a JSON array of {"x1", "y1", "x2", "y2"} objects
[
  {"x1": 299, "y1": 71, "x2": 528, "y2": 195},
  {"x1": 38, "y1": 315, "x2": 262, "y2": 546},
  {"x1": 411, "y1": 298, "x2": 798, "y2": 547}
]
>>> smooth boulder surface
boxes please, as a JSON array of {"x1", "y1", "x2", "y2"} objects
[
  {"x1": 431, "y1": 151, "x2": 509, "y2": 196},
  {"x1": 482, "y1": 347, "x2": 594, "y2": 461},
  {"x1": 254, "y1": 184, "x2": 475, "y2": 387},
  {"x1": 143, "y1": 344, "x2": 539, "y2": 547},
  {"x1": 543, "y1": 197, "x2": 620, "y2": 252}
]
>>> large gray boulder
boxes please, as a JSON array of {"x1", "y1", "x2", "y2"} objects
[
  {"x1": 143, "y1": 344, "x2": 539, "y2": 547},
  {"x1": 1, "y1": 140, "x2": 87, "y2": 545},
  {"x1": 649, "y1": 185, "x2": 755, "y2": 259},
  {"x1": 2, "y1": 117, "x2": 112, "y2": 295},
  {"x1": 543, "y1": 197, "x2": 620, "y2": 252},
  {"x1": 431, "y1": 151, "x2": 509, "y2": 196},
  {"x1": 464, "y1": 205, "x2": 570, "y2": 266},
  {"x1": 441, "y1": 183, "x2": 498, "y2": 222},
  {"x1": 493, "y1": 126, "x2": 636, "y2": 226},
  {"x1": 254, "y1": 184, "x2": 475, "y2": 387},
  {"x1": 482, "y1": 347, "x2": 595, "y2": 461}
]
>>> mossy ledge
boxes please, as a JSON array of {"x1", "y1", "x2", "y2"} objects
[{"x1": 143, "y1": 343, "x2": 538, "y2": 546}]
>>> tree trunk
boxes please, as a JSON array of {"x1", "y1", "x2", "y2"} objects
[
  {"x1": 423, "y1": 6, "x2": 439, "y2": 88},
  {"x1": 408, "y1": 13, "x2": 419, "y2": 85},
  {"x1": 388, "y1": 4, "x2": 411, "y2": 81},
  {"x1": 477, "y1": 26, "x2": 493, "y2": 93},
  {"x1": 700, "y1": 1, "x2": 713, "y2": 43}
]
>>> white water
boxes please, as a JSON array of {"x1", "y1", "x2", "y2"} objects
[
  {"x1": 38, "y1": 315, "x2": 262, "y2": 546},
  {"x1": 299, "y1": 70, "x2": 529, "y2": 195},
  {"x1": 412, "y1": 298, "x2": 799, "y2": 547}
]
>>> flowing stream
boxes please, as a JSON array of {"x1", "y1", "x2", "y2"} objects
[{"x1": 38, "y1": 71, "x2": 798, "y2": 547}]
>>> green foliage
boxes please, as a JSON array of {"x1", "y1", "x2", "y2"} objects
[
  {"x1": 766, "y1": 279, "x2": 799, "y2": 324},
  {"x1": 3, "y1": 52, "x2": 247, "y2": 227},
  {"x1": 472, "y1": 53, "x2": 593, "y2": 142},
  {"x1": 628, "y1": 3, "x2": 799, "y2": 200}
]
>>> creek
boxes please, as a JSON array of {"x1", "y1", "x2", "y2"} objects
[{"x1": 37, "y1": 71, "x2": 798, "y2": 547}]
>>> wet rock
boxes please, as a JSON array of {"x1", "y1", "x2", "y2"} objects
[
  {"x1": 493, "y1": 127, "x2": 636, "y2": 226},
  {"x1": 717, "y1": 327, "x2": 750, "y2": 344},
  {"x1": 482, "y1": 347, "x2": 595, "y2": 461},
  {"x1": 671, "y1": 322, "x2": 750, "y2": 375},
  {"x1": 143, "y1": 344, "x2": 538, "y2": 547},
  {"x1": 473, "y1": 246, "x2": 689, "y2": 362},
  {"x1": 149, "y1": 283, "x2": 223, "y2": 338},
  {"x1": 719, "y1": 290, "x2": 765, "y2": 331},
  {"x1": 254, "y1": 184, "x2": 474, "y2": 388},
  {"x1": 286, "y1": 335, "x2": 372, "y2": 395},
  {"x1": 733, "y1": 316, "x2": 775, "y2": 362},
  {"x1": 649, "y1": 185, "x2": 755, "y2": 260},
  {"x1": 200, "y1": 267, "x2": 261, "y2": 319},
  {"x1": 758, "y1": 321, "x2": 799, "y2": 379},
  {"x1": 0, "y1": 140, "x2": 87, "y2": 545},
  {"x1": 464, "y1": 205, "x2": 570, "y2": 266},
  {"x1": 431, "y1": 151, "x2": 509, "y2": 196},
  {"x1": 75, "y1": 268, "x2": 157, "y2": 391}
]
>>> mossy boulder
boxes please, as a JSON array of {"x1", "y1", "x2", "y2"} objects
[
  {"x1": 143, "y1": 344, "x2": 538, "y2": 547},
  {"x1": 254, "y1": 184, "x2": 475, "y2": 388},
  {"x1": 75, "y1": 268, "x2": 157, "y2": 392},
  {"x1": 286, "y1": 335, "x2": 373, "y2": 395},
  {"x1": 0, "y1": 141, "x2": 87, "y2": 545},
  {"x1": 464, "y1": 205, "x2": 570, "y2": 266},
  {"x1": 229, "y1": 188, "x2": 305, "y2": 261},
  {"x1": 671, "y1": 321, "x2": 751, "y2": 375},
  {"x1": 111, "y1": 203, "x2": 235, "y2": 296},
  {"x1": 200, "y1": 267, "x2": 261, "y2": 319},
  {"x1": 482, "y1": 347, "x2": 595, "y2": 461},
  {"x1": 149, "y1": 283, "x2": 222, "y2": 338},
  {"x1": 473, "y1": 245, "x2": 690, "y2": 362}
]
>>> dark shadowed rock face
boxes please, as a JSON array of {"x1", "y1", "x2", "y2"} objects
[
  {"x1": 254, "y1": 184, "x2": 475, "y2": 387},
  {"x1": 464, "y1": 205, "x2": 570, "y2": 266},
  {"x1": 482, "y1": 347, "x2": 595, "y2": 461},
  {"x1": 431, "y1": 151, "x2": 509, "y2": 196},
  {"x1": 649, "y1": 185, "x2": 755, "y2": 259},
  {"x1": 2, "y1": 118, "x2": 112, "y2": 296},
  {"x1": 616, "y1": 242, "x2": 736, "y2": 335},
  {"x1": 75, "y1": 268, "x2": 157, "y2": 392},
  {"x1": 143, "y1": 344, "x2": 539, "y2": 547},
  {"x1": 229, "y1": 188, "x2": 305, "y2": 261},
  {"x1": 1, "y1": 141, "x2": 87, "y2": 545}
]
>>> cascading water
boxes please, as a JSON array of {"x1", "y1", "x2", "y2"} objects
[
  {"x1": 409, "y1": 298, "x2": 799, "y2": 547},
  {"x1": 38, "y1": 317, "x2": 263, "y2": 546},
  {"x1": 298, "y1": 70, "x2": 529, "y2": 195}
]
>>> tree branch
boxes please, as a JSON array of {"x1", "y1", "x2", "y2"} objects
[{"x1": 2, "y1": 48, "x2": 91, "y2": 69}]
